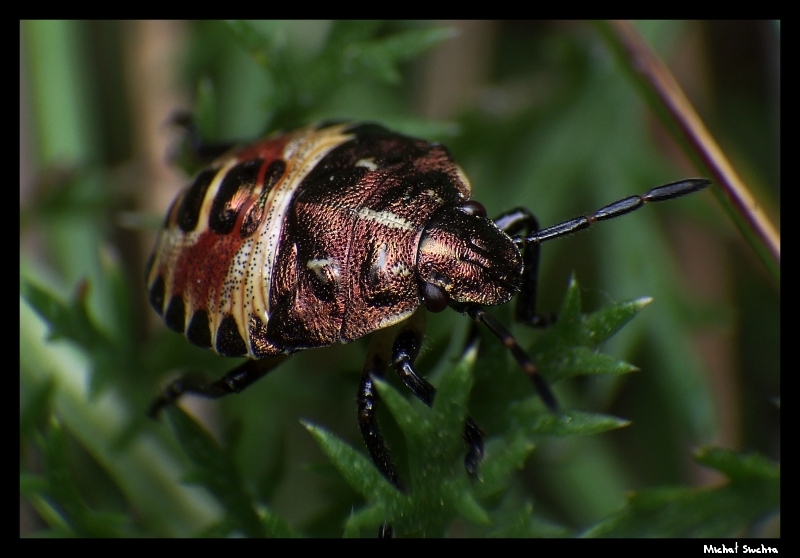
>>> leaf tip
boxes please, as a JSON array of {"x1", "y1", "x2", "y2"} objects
[{"x1": 300, "y1": 420, "x2": 323, "y2": 439}]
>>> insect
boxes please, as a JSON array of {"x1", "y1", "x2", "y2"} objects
[{"x1": 146, "y1": 121, "x2": 710, "y2": 534}]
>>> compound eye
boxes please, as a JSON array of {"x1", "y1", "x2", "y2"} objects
[
  {"x1": 423, "y1": 282, "x2": 449, "y2": 313},
  {"x1": 457, "y1": 200, "x2": 487, "y2": 218}
]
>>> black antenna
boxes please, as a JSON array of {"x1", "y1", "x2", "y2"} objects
[{"x1": 522, "y1": 178, "x2": 711, "y2": 244}]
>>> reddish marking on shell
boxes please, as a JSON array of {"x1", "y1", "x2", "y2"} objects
[
  {"x1": 229, "y1": 138, "x2": 291, "y2": 238},
  {"x1": 163, "y1": 136, "x2": 295, "y2": 314},
  {"x1": 255, "y1": 157, "x2": 277, "y2": 196},
  {"x1": 170, "y1": 228, "x2": 244, "y2": 313},
  {"x1": 234, "y1": 136, "x2": 289, "y2": 168}
]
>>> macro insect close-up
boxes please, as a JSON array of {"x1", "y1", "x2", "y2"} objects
[{"x1": 21, "y1": 21, "x2": 779, "y2": 539}]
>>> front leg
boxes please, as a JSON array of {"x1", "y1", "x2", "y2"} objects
[
  {"x1": 358, "y1": 327, "x2": 405, "y2": 492},
  {"x1": 494, "y1": 207, "x2": 556, "y2": 328},
  {"x1": 358, "y1": 327, "x2": 406, "y2": 539}
]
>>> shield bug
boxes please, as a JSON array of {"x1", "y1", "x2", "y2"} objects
[{"x1": 146, "y1": 121, "x2": 710, "y2": 534}]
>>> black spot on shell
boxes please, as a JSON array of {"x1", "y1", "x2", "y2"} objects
[
  {"x1": 241, "y1": 159, "x2": 286, "y2": 238},
  {"x1": 209, "y1": 159, "x2": 262, "y2": 235},
  {"x1": 187, "y1": 310, "x2": 212, "y2": 349},
  {"x1": 216, "y1": 314, "x2": 247, "y2": 357},
  {"x1": 148, "y1": 276, "x2": 165, "y2": 315},
  {"x1": 164, "y1": 296, "x2": 186, "y2": 332},
  {"x1": 178, "y1": 168, "x2": 217, "y2": 232}
]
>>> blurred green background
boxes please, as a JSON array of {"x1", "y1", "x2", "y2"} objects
[{"x1": 20, "y1": 20, "x2": 779, "y2": 537}]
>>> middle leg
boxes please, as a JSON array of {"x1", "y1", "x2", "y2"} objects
[{"x1": 390, "y1": 311, "x2": 486, "y2": 478}]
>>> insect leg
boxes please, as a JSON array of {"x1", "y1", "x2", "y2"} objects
[
  {"x1": 359, "y1": 327, "x2": 404, "y2": 538},
  {"x1": 454, "y1": 302, "x2": 559, "y2": 413},
  {"x1": 494, "y1": 208, "x2": 556, "y2": 328},
  {"x1": 359, "y1": 326, "x2": 405, "y2": 492},
  {"x1": 148, "y1": 355, "x2": 287, "y2": 418},
  {"x1": 391, "y1": 312, "x2": 486, "y2": 478}
]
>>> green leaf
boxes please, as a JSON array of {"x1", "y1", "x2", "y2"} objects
[
  {"x1": 508, "y1": 406, "x2": 630, "y2": 438},
  {"x1": 694, "y1": 446, "x2": 780, "y2": 483},
  {"x1": 20, "y1": 278, "x2": 120, "y2": 397},
  {"x1": 476, "y1": 436, "x2": 536, "y2": 497},
  {"x1": 530, "y1": 276, "x2": 649, "y2": 383},
  {"x1": 165, "y1": 406, "x2": 295, "y2": 538},
  {"x1": 582, "y1": 448, "x2": 780, "y2": 537},
  {"x1": 303, "y1": 422, "x2": 398, "y2": 505},
  {"x1": 220, "y1": 21, "x2": 454, "y2": 129},
  {"x1": 21, "y1": 279, "x2": 102, "y2": 350},
  {"x1": 224, "y1": 20, "x2": 280, "y2": 71},
  {"x1": 19, "y1": 378, "x2": 56, "y2": 437},
  {"x1": 307, "y1": 353, "x2": 486, "y2": 537},
  {"x1": 342, "y1": 26, "x2": 456, "y2": 84},
  {"x1": 22, "y1": 418, "x2": 127, "y2": 537}
]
